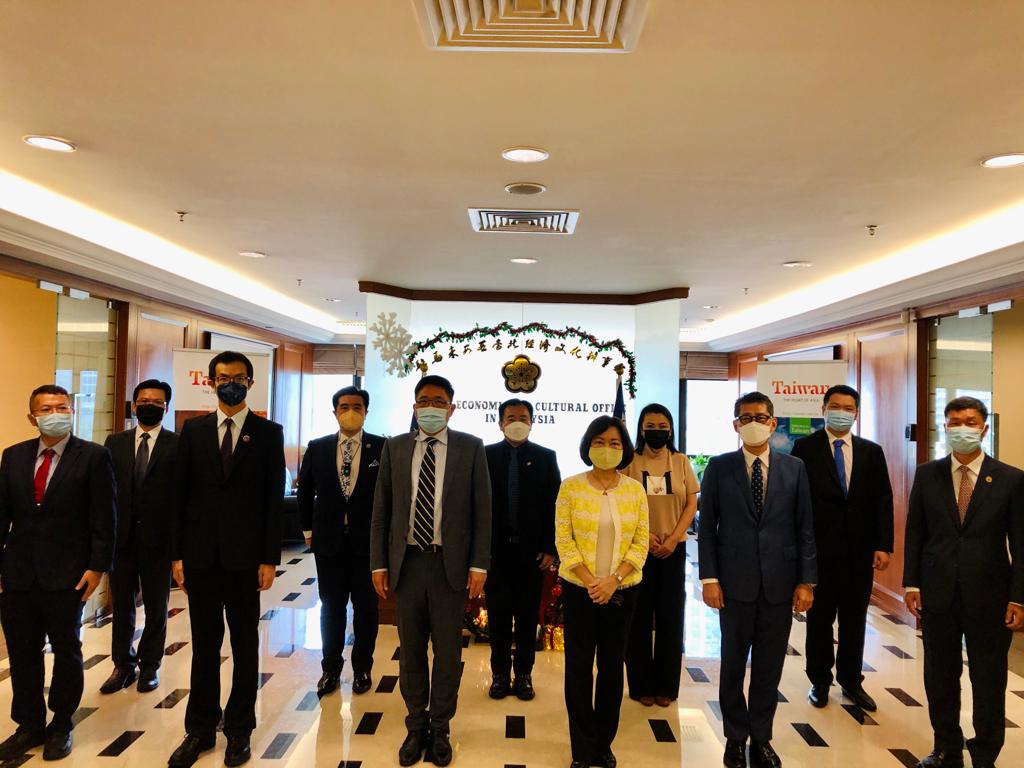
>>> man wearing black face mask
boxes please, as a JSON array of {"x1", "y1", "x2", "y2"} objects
[
  {"x1": 100, "y1": 380, "x2": 178, "y2": 696},
  {"x1": 168, "y1": 352, "x2": 284, "y2": 768}
]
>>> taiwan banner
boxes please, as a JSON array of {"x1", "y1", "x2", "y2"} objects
[
  {"x1": 756, "y1": 361, "x2": 849, "y2": 454},
  {"x1": 171, "y1": 348, "x2": 273, "y2": 431}
]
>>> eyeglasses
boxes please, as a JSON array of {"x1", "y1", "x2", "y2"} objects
[
  {"x1": 136, "y1": 399, "x2": 166, "y2": 407},
  {"x1": 736, "y1": 414, "x2": 772, "y2": 425},
  {"x1": 416, "y1": 398, "x2": 450, "y2": 408},
  {"x1": 33, "y1": 405, "x2": 72, "y2": 415},
  {"x1": 213, "y1": 375, "x2": 252, "y2": 386}
]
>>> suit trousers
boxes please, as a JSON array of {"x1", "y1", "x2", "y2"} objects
[
  {"x1": 183, "y1": 566, "x2": 260, "y2": 738},
  {"x1": 719, "y1": 588, "x2": 793, "y2": 743},
  {"x1": 394, "y1": 547, "x2": 467, "y2": 734},
  {"x1": 315, "y1": 542, "x2": 379, "y2": 676},
  {"x1": 110, "y1": 531, "x2": 172, "y2": 670},
  {"x1": 486, "y1": 543, "x2": 544, "y2": 677},
  {"x1": 563, "y1": 581, "x2": 639, "y2": 762},
  {"x1": 804, "y1": 560, "x2": 873, "y2": 689},
  {"x1": 921, "y1": 584, "x2": 1012, "y2": 763},
  {"x1": 626, "y1": 546, "x2": 686, "y2": 700},
  {"x1": 0, "y1": 585, "x2": 84, "y2": 733}
]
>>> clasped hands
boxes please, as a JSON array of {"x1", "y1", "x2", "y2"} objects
[
  {"x1": 587, "y1": 575, "x2": 619, "y2": 605},
  {"x1": 702, "y1": 581, "x2": 814, "y2": 613},
  {"x1": 648, "y1": 533, "x2": 680, "y2": 559}
]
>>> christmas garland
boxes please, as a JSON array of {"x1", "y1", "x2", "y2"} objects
[{"x1": 404, "y1": 321, "x2": 637, "y2": 397}]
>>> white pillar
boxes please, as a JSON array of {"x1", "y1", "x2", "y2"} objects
[{"x1": 633, "y1": 299, "x2": 682, "y2": 434}]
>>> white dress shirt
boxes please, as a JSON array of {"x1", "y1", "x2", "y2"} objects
[
  {"x1": 35, "y1": 433, "x2": 72, "y2": 490},
  {"x1": 136, "y1": 424, "x2": 162, "y2": 454},
  {"x1": 217, "y1": 406, "x2": 249, "y2": 452},
  {"x1": 825, "y1": 428, "x2": 853, "y2": 490},
  {"x1": 407, "y1": 429, "x2": 449, "y2": 546}
]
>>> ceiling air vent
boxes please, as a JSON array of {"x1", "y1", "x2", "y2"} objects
[
  {"x1": 469, "y1": 207, "x2": 580, "y2": 234},
  {"x1": 413, "y1": 0, "x2": 650, "y2": 53}
]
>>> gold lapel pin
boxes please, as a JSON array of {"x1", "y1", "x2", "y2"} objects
[
  {"x1": 242, "y1": 435, "x2": 251, "y2": 443},
  {"x1": 985, "y1": 475, "x2": 992, "y2": 483}
]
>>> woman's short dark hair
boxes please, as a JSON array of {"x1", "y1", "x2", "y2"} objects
[
  {"x1": 579, "y1": 416, "x2": 635, "y2": 470},
  {"x1": 634, "y1": 403, "x2": 678, "y2": 454},
  {"x1": 333, "y1": 386, "x2": 370, "y2": 410},
  {"x1": 208, "y1": 350, "x2": 254, "y2": 380}
]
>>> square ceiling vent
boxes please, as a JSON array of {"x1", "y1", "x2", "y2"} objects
[
  {"x1": 413, "y1": 0, "x2": 650, "y2": 53},
  {"x1": 469, "y1": 207, "x2": 580, "y2": 234}
]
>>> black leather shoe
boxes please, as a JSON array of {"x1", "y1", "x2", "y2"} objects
[
  {"x1": 398, "y1": 730, "x2": 427, "y2": 767},
  {"x1": 100, "y1": 666, "x2": 138, "y2": 694},
  {"x1": 513, "y1": 674, "x2": 535, "y2": 701},
  {"x1": 428, "y1": 730, "x2": 453, "y2": 767},
  {"x1": 168, "y1": 733, "x2": 216, "y2": 767},
  {"x1": 489, "y1": 673, "x2": 511, "y2": 699},
  {"x1": 969, "y1": 761, "x2": 994, "y2": 768},
  {"x1": 224, "y1": 734, "x2": 251, "y2": 767},
  {"x1": 571, "y1": 762, "x2": 590, "y2": 768},
  {"x1": 0, "y1": 729, "x2": 45, "y2": 760},
  {"x1": 316, "y1": 672, "x2": 340, "y2": 698},
  {"x1": 808, "y1": 684, "x2": 828, "y2": 708},
  {"x1": 352, "y1": 671, "x2": 372, "y2": 695},
  {"x1": 42, "y1": 730, "x2": 71, "y2": 761},
  {"x1": 593, "y1": 751, "x2": 616, "y2": 768},
  {"x1": 749, "y1": 741, "x2": 781, "y2": 768},
  {"x1": 724, "y1": 739, "x2": 747, "y2": 768},
  {"x1": 841, "y1": 685, "x2": 877, "y2": 712},
  {"x1": 137, "y1": 667, "x2": 160, "y2": 693},
  {"x1": 916, "y1": 751, "x2": 964, "y2": 768}
]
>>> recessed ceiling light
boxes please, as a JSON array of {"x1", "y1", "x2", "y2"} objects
[
  {"x1": 702, "y1": 304, "x2": 718, "y2": 309},
  {"x1": 782, "y1": 260, "x2": 813, "y2": 268},
  {"x1": 238, "y1": 251, "x2": 266, "y2": 259},
  {"x1": 703, "y1": 318, "x2": 716, "y2": 323},
  {"x1": 502, "y1": 146, "x2": 549, "y2": 163},
  {"x1": 981, "y1": 153, "x2": 1024, "y2": 168},
  {"x1": 510, "y1": 257, "x2": 538, "y2": 265},
  {"x1": 23, "y1": 135, "x2": 76, "y2": 153},
  {"x1": 324, "y1": 297, "x2": 343, "y2": 303},
  {"x1": 505, "y1": 182, "x2": 547, "y2": 195}
]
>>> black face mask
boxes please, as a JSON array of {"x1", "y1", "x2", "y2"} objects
[
  {"x1": 217, "y1": 382, "x2": 248, "y2": 407},
  {"x1": 644, "y1": 429, "x2": 671, "y2": 450},
  {"x1": 135, "y1": 404, "x2": 165, "y2": 428}
]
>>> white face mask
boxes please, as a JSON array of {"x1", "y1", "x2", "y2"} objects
[
  {"x1": 738, "y1": 421, "x2": 773, "y2": 447},
  {"x1": 502, "y1": 422, "x2": 531, "y2": 442}
]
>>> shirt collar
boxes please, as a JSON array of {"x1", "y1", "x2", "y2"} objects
[
  {"x1": 417, "y1": 428, "x2": 448, "y2": 445},
  {"x1": 38, "y1": 432, "x2": 71, "y2": 458},
  {"x1": 953, "y1": 452, "x2": 985, "y2": 476},
  {"x1": 825, "y1": 428, "x2": 852, "y2": 447},
  {"x1": 742, "y1": 446, "x2": 770, "y2": 469},
  {"x1": 136, "y1": 424, "x2": 162, "y2": 442},
  {"x1": 217, "y1": 406, "x2": 249, "y2": 430},
  {"x1": 338, "y1": 430, "x2": 363, "y2": 445}
]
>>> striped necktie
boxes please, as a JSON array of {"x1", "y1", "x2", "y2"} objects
[{"x1": 412, "y1": 438, "x2": 438, "y2": 549}]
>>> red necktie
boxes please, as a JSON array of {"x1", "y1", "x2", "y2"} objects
[{"x1": 34, "y1": 448, "x2": 56, "y2": 504}]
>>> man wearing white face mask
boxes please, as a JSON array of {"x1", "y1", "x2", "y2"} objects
[
  {"x1": 904, "y1": 396, "x2": 1024, "y2": 768},
  {"x1": 298, "y1": 386, "x2": 384, "y2": 699},
  {"x1": 370, "y1": 375, "x2": 491, "y2": 767},
  {"x1": 699, "y1": 392, "x2": 816, "y2": 768},
  {"x1": 484, "y1": 399, "x2": 561, "y2": 701},
  {"x1": 0, "y1": 384, "x2": 116, "y2": 762}
]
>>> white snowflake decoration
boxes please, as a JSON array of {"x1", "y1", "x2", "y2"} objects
[{"x1": 369, "y1": 312, "x2": 417, "y2": 377}]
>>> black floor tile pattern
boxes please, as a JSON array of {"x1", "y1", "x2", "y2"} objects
[
  {"x1": 261, "y1": 609, "x2": 280, "y2": 621},
  {"x1": 1006, "y1": 717, "x2": 1019, "y2": 728},
  {"x1": 376, "y1": 674, "x2": 399, "y2": 693},
  {"x1": 275, "y1": 569, "x2": 286, "y2": 577},
  {"x1": 0, "y1": 668, "x2": 10, "y2": 682},
  {"x1": 282, "y1": 592, "x2": 301, "y2": 602},
  {"x1": 886, "y1": 687, "x2": 923, "y2": 707},
  {"x1": 786, "y1": 644, "x2": 801, "y2": 656},
  {"x1": 0, "y1": 755, "x2": 35, "y2": 768},
  {"x1": 686, "y1": 666, "x2": 710, "y2": 683},
  {"x1": 338, "y1": 763, "x2": 362, "y2": 768},
  {"x1": 261, "y1": 732, "x2": 296, "y2": 759},
  {"x1": 792, "y1": 722, "x2": 828, "y2": 747},
  {"x1": 301, "y1": 577, "x2": 317, "y2": 585},
  {"x1": 83, "y1": 653, "x2": 109, "y2": 670},
  {"x1": 777, "y1": 690, "x2": 788, "y2": 703},
  {"x1": 707, "y1": 701, "x2": 723, "y2": 721},
  {"x1": 461, "y1": 635, "x2": 471, "y2": 648},
  {"x1": 888, "y1": 748, "x2": 920, "y2": 767},
  {"x1": 167, "y1": 607, "x2": 185, "y2": 618},
  {"x1": 505, "y1": 715, "x2": 525, "y2": 739},
  {"x1": 355, "y1": 712, "x2": 383, "y2": 735},
  {"x1": 882, "y1": 613, "x2": 908, "y2": 626},
  {"x1": 842, "y1": 704, "x2": 878, "y2": 725},
  {"x1": 1014, "y1": 690, "x2": 1024, "y2": 700},
  {"x1": 165, "y1": 641, "x2": 189, "y2": 655},
  {"x1": 98, "y1": 730, "x2": 145, "y2": 757},
  {"x1": 155, "y1": 689, "x2": 190, "y2": 709},
  {"x1": 287, "y1": 558, "x2": 303, "y2": 565},
  {"x1": 884, "y1": 645, "x2": 914, "y2": 660},
  {"x1": 258, "y1": 672, "x2": 274, "y2": 689},
  {"x1": 392, "y1": 646, "x2": 401, "y2": 661},
  {"x1": 862, "y1": 661, "x2": 876, "y2": 672},
  {"x1": 276, "y1": 645, "x2": 294, "y2": 658},
  {"x1": 296, "y1": 691, "x2": 319, "y2": 711},
  {"x1": 71, "y1": 707, "x2": 98, "y2": 726},
  {"x1": 649, "y1": 719, "x2": 676, "y2": 743}
]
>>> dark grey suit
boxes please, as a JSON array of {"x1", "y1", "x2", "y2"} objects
[{"x1": 370, "y1": 428, "x2": 491, "y2": 734}]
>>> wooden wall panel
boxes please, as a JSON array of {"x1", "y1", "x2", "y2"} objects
[{"x1": 276, "y1": 344, "x2": 307, "y2": 484}]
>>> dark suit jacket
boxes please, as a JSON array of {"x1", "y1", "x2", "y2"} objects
[
  {"x1": 791, "y1": 430, "x2": 893, "y2": 580},
  {"x1": 171, "y1": 410, "x2": 285, "y2": 570},
  {"x1": 698, "y1": 448, "x2": 817, "y2": 604},
  {"x1": 105, "y1": 427, "x2": 178, "y2": 555},
  {"x1": 485, "y1": 439, "x2": 560, "y2": 556},
  {"x1": 904, "y1": 454, "x2": 1024, "y2": 614},
  {"x1": 0, "y1": 435, "x2": 116, "y2": 591},
  {"x1": 298, "y1": 431, "x2": 383, "y2": 558},
  {"x1": 370, "y1": 429, "x2": 492, "y2": 592}
]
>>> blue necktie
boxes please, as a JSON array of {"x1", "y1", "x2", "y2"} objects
[
  {"x1": 834, "y1": 438, "x2": 848, "y2": 497},
  {"x1": 751, "y1": 457, "x2": 764, "y2": 516}
]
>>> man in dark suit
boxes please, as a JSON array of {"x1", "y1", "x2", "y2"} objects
[
  {"x1": 0, "y1": 384, "x2": 116, "y2": 761},
  {"x1": 370, "y1": 375, "x2": 491, "y2": 767},
  {"x1": 167, "y1": 352, "x2": 284, "y2": 768},
  {"x1": 484, "y1": 398, "x2": 560, "y2": 701},
  {"x1": 299, "y1": 385, "x2": 384, "y2": 698},
  {"x1": 791, "y1": 384, "x2": 893, "y2": 712},
  {"x1": 699, "y1": 391, "x2": 816, "y2": 768},
  {"x1": 904, "y1": 396, "x2": 1024, "y2": 768},
  {"x1": 100, "y1": 379, "x2": 178, "y2": 696}
]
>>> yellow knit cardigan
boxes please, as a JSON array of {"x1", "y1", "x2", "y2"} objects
[{"x1": 555, "y1": 472, "x2": 650, "y2": 588}]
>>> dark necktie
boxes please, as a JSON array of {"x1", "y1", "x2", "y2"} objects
[
  {"x1": 220, "y1": 418, "x2": 234, "y2": 473},
  {"x1": 833, "y1": 438, "x2": 848, "y2": 497},
  {"x1": 412, "y1": 438, "x2": 438, "y2": 549},
  {"x1": 340, "y1": 438, "x2": 355, "y2": 500},
  {"x1": 508, "y1": 446, "x2": 520, "y2": 534},
  {"x1": 751, "y1": 457, "x2": 764, "y2": 516},
  {"x1": 957, "y1": 465, "x2": 972, "y2": 524},
  {"x1": 34, "y1": 448, "x2": 55, "y2": 505},
  {"x1": 134, "y1": 432, "x2": 151, "y2": 490}
]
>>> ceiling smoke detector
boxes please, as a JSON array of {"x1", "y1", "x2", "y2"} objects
[{"x1": 504, "y1": 182, "x2": 547, "y2": 196}]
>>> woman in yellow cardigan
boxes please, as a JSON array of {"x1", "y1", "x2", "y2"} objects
[{"x1": 555, "y1": 416, "x2": 650, "y2": 768}]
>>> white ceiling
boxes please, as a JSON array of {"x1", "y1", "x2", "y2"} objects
[{"x1": 1, "y1": 1, "x2": 1023, "y2": 348}]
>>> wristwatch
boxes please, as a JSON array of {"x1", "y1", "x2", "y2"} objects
[{"x1": 614, "y1": 573, "x2": 624, "y2": 585}]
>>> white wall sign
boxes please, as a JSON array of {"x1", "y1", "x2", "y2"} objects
[{"x1": 171, "y1": 348, "x2": 272, "y2": 430}]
